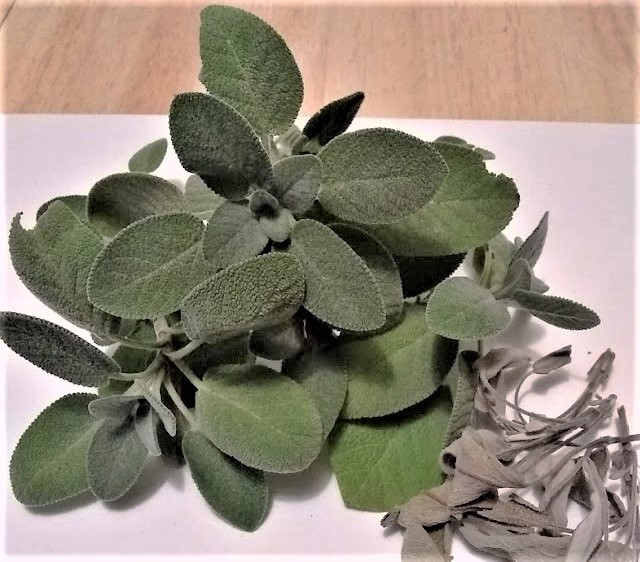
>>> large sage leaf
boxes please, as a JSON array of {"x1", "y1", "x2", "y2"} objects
[
  {"x1": 271, "y1": 154, "x2": 321, "y2": 215},
  {"x1": 88, "y1": 213, "x2": 215, "y2": 319},
  {"x1": 318, "y1": 128, "x2": 447, "y2": 224},
  {"x1": 426, "y1": 277, "x2": 510, "y2": 339},
  {"x1": 512, "y1": 290, "x2": 600, "y2": 330},
  {"x1": 0, "y1": 312, "x2": 120, "y2": 387},
  {"x1": 183, "y1": 174, "x2": 224, "y2": 220},
  {"x1": 396, "y1": 253, "x2": 465, "y2": 298},
  {"x1": 337, "y1": 304, "x2": 457, "y2": 419},
  {"x1": 87, "y1": 172, "x2": 184, "y2": 237},
  {"x1": 329, "y1": 389, "x2": 452, "y2": 511},
  {"x1": 369, "y1": 143, "x2": 519, "y2": 256},
  {"x1": 183, "y1": 430, "x2": 269, "y2": 531},
  {"x1": 302, "y1": 91, "x2": 365, "y2": 147},
  {"x1": 169, "y1": 92, "x2": 273, "y2": 200},
  {"x1": 196, "y1": 364, "x2": 323, "y2": 473},
  {"x1": 10, "y1": 393, "x2": 98, "y2": 506},
  {"x1": 36, "y1": 195, "x2": 88, "y2": 222},
  {"x1": 127, "y1": 138, "x2": 168, "y2": 173},
  {"x1": 288, "y1": 219, "x2": 385, "y2": 332},
  {"x1": 182, "y1": 252, "x2": 305, "y2": 341},
  {"x1": 199, "y1": 4, "x2": 303, "y2": 135}
]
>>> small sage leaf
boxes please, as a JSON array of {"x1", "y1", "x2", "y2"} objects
[
  {"x1": 271, "y1": 154, "x2": 321, "y2": 214},
  {"x1": 97, "y1": 379, "x2": 132, "y2": 398},
  {"x1": 87, "y1": 172, "x2": 184, "y2": 238},
  {"x1": 0, "y1": 312, "x2": 121, "y2": 387},
  {"x1": 134, "y1": 406, "x2": 162, "y2": 457},
  {"x1": 183, "y1": 430, "x2": 269, "y2": 531},
  {"x1": 199, "y1": 5, "x2": 303, "y2": 135},
  {"x1": 533, "y1": 345, "x2": 572, "y2": 374},
  {"x1": 202, "y1": 202, "x2": 269, "y2": 269},
  {"x1": 318, "y1": 128, "x2": 447, "y2": 224},
  {"x1": 396, "y1": 253, "x2": 465, "y2": 298},
  {"x1": 169, "y1": 92, "x2": 273, "y2": 200},
  {"x1": 185, "y1": 334, "x2": 250, "y2": 376},
  {"x1": 402, "y1": 525, "x2": 448, "y2": 562},
  {"x1": 472, "y1": 233, "x2": 517, "y2": 291},
  {"x1": 249, "y1": 189, "x2": 281, "y2": 216},
  {"x1": 89, "y1": 395, "x2": 141, "y2": 420},
  {"x1": 112, "y1": 345, "x2": 155, "y2": 374},
  {"x1": 182, "y1": 252, "x2": 305, "y2": 341},
  {"x1": 249, "y1": 316, "x2": 305, "y2": 360},
  {"x1": 512, "y1": 289, "x2": 600, "y2": 330},
  {"x1": 510, "y1": 211, "x2": 549, "y2": 268},
  {"x1": 259, "y1": 208, "x2": 295, "y2": 243},
  {"x1": 493, "y1": 258, "x2": 533, "y2": 300},
  {"x1": 36, "y1": 195, "x2": 88, "y2": 222},
  {"x1": 435, "y1": 135, "x2": 495, "y2": 160},
  {"x1": 10, "y1": 393, "x2": 99, "y2": 506},
  {"x1": 443, "y1": 350, "x2": 480, "y2": 448},
  {"x1": 302, "y1": 91, "x2": 365, "y2": 147},
  {"x1": 196, "y1": 364, "x2": 323, "y2": 473},
  {"x1": 127, "y1": 138, "x2": 168, "y2": 173},
  {"x1": 88, "y1": 213, "x2": 215, "y2": 319},
  {"x1": 289, "y1": 219, "x2": 385, "y2": 332},
  {"x1": 183, "y1": 174, "x2": 224, "y2": 220},
  {"x1": 426, "y1": 277, "x2": 511, "y2": 340}
]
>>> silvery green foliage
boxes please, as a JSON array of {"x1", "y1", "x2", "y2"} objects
[{"x1": 2, "y1": 2, "x2": 601, "y2": 535}]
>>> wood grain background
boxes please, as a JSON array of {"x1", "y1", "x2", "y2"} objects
[{"x1": 1, "y1": 0, "x2": 638, "y2": 122}]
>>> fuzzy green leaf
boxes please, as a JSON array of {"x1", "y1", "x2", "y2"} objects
[
  {"x1": 493, "y1": 258, "x2": 533, "y2": 300},
  {"x1": 426, "y1": 277, "x2": 511, "y2": 340},
  {"x1": 202, "y1": 202, "x2": 269, "y2": 269},
  {"x1": 112, "y1": 345, "x2": 155, "y2": 374},
  {"x1": 135, "y1": 406, "x2": 162, "y2": 457},
  {"x1": 271, "y1": 154, "x2": 322, "y2": 214},
  {"x1": 183, "y1": 174, "x2": 224, "y2": 220},
  {"x1": 87, "y1": 172, "x2": 184, "y2": 238},
  {"x1": 472, "y1": 233, "x2": 517, "y2": 291},
  {"x1": 511, "y1": 290, "x2": 600, "y2": 330},
  {"x1": 183, "y1": 430, "x2": 269, "y2": 531},
  {"x1": 87, "y1": 414, "x2": 148, "y2": 501},
  {"x1": 329, "y1": 389, "x2": 452, "y2": 511},
  {"x1": 10, "y1": 393, "x2": 99, "y2": 506},
  {"x1": 88, "y1": 213, "x2": 215, "y2": 319},
  {"x1": 259, "y1": 208, "x2": 295, "y2": 243},
  {"x1": 97, "y1": 378, "x2": 132, "y2": 398},
  {"x1": 510, "y1": 211, "x2": 549, "y2": 268},
  {"x1": 199, "y1": 5, "x2": 303, "y2": 135},
  {"x1": 36, "y1": 195, "x2": 88, "y2": 222},
  {"x1": 185, "y1": 335, "x2": 250, "y2": 376},
  {"x1": 169, "y1": 92, "x2": 273, "y2": 200},
  {"x1": 318, "y1": 128, "x2": 447, "y2": 225},
  {"x1": 369, "y1": 143, "x2": 519, "y2": 256},
  {"x1": 442, "y1": 350, "x2": 479, "y2": 448},
  {"x1": 0, "y1": 312, "x2": 120, "y2": 387},
  {"x1": 289, "y1": 219, "x2": 385, "y2": 332},
  {"x1": 196, "y1": 364, "x2": 323, "y2": 473},
  {"x1": 128, "y1": 138, "x2": 168, "y2": 173},
  {"x1": 396, "y1": 253, "x2": 465, "y2": 298},
  {"x1": 434, "y1": 135, "x2": 495, "y2": 160},
  {"x1": 182, "y1": 252, "x2": 305, "y2": 341},
  {"x1": 338, "y1": 304, "x2": 457, "y2": 419},
  {"x1": 302, "y1": 91, "x2": 365, "y2": 147},
  {"x1": 88, "y1": 395, "x2": 140, "y2": 420},
  {"x1": 249, "y1": 316, "x2": 305, "y2": 360}
]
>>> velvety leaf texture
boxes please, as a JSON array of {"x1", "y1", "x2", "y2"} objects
[
  {"x1": 87, "y1": 172, "x2": 184, "y2": 237},
  {"x1": 169, "y1": 92, "x2": 273, "y2": 200},
  {"x1": 112, "y1": 345, "x2": 155, "y2": 374},
  {"x1": 10, "y1": 393, "x2": 99, "y2": 506},
  {"x1": 259, "y1": 208, "x2": 295, "y2": 243},
  {"x1": 89, "y1": 395, "x2": 141, "y2": 420},
  {"x1": 182, "y1": 252, "x2": 305, "y2": 341},
  {"x1": 128, "y1": 138, "x2": 168, "y2": 173},
  {"x1": 88, "y1": 213, "x2": 215, "y2": 319},
  {"x1": 288, "y1": 219, "x2": 385, "y2": 332},
  {"x1": 196, "y1": 364, "x2": 323, "y2": 473},
  {"x1": 317, "y1": 128, "x2": 448, "y2": 224},
  {"x1": 199, "y1": 5, "x2": 303, "y2": 135},
  {"x1": 185, "y1": 335, "x2": 250, "y2": 375},
  {"x1": 36, "y1": 195, "x2": 88, "y2": 222},
  {"x1": 396, "y1": 253, "x2": 465, "y2": 298},
  {"x1": 183, "y1": 174, "x2": 224, "y2": 220},
  {"x1": 271, "y1": 154, "x2": 321, "y2": 215},
  {"x1": 512, "y1": 289, "x2": 600, "y2": 330},
  {"x1": 472, "y1": 233, "x2": 517, "y2": 291},
  {"x1": 302, "y1": 91, "x2": 365, "y2": 146},
  {"x1": 0, "y1": 312, "x2": 121, "y2": 387},
  {"x1": 183, "y1": 430, "x2": 269, "y2": 531},
  {"x1": 442, "y1": 350, "x2": 479, "y2": 448},
  {"x1": 493, "y1": 258, "x2": 533, "y2": 299},
  {"x1": 510, "y1": 211, "x2": 549, "y2": 268},
  {"x1": 249, "y1": 316, "x2": 305, "y2": 360}
]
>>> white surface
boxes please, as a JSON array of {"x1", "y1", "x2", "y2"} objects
[{"x1": 0, "y1": 115, "x2": 637, "y2": 561}]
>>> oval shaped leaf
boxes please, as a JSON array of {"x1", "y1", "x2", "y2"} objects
[
  {"x1": 0, "y1": 312, "x2": 121, "y2": 387},
  {"x1": 288, "y1": 219, "x2": 385, "y2": 332},
  {"x1": 396, "y1": 253, "x2": 465, "y2": 298},
  {"x1": 128, "y1": 138, "x2": 168, "y2": 173},
  {"x1": 302, "y1": 91, "x2": 365, "y2": 147},
  {"x1": 183, "y1": 430, "x2": 269, "y2": 531},
  {"x1": 271, "y1": 154, "x2": 322, "y2": 214},
  {"x1": 259, "y1": 208, "x2": 295, "y2": 243},
  {"x1": 182, "y1": 252, "x2": 305, "y2": 341},
  {"x1": 317, "y1": 128, "x2": 447, "y2": 225},
  {"x1": 10, "y1": 393, "x2": 99, "y2": 506},
  {"x1": 249, "y1": 316, "x2": 305, "y2": 360},
  {"x1": 169, "y1": 93, "x2": 273, "y2": 200},
  {"x1": 512, "y1": 289, "x2": 600, "y2": 330},
  {"x1": 199, "y1": 5, "x2": 303, "y2": 135},
  {"x1": 196, "y1": 364, "x2": 323, "y2": 473},
  {"x1": 89, "y1": 395, "x2": 140, "y2": 420},
  {"x1": 183, "y1": 174, "x2": 224, "y2": 220},
  {"x1": 36, "y1": 195, "x2": 88, "y2": 222},
  {"x1": 88, "y1": 213, "x2": 215, "y2": 319}
]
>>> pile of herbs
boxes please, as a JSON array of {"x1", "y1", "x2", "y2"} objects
[{"x1": 2, "y1": 4, "x2": 627, "y2": 558}]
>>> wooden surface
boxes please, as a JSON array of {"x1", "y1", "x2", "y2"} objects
[{"x1": 1, "y1": 0, "x2": 638, "y2": 122}]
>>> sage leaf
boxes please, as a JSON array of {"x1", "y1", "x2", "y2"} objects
[
  {"x1": 128, "y1": 138, "x2": 168, "y2": 173},
  {"x1": 98, "y1": 378, "x2": 132, "y2": 398},
  {"x1": 87, "y1": 414, "x2": 148, "y2": 501},
  {"x1": 112, "y1": 345, "x2": 155, "y2": 374},
  {"x1": 338, "y1": 304, "x2": 457, "y2": 419},
  {"x1": 302, "y1": 91, "x2": 365, "y2": 147},
  {"x1": 0, "y1": 312, "x2": 121, "y2": 387},
  {"x1": 288, "y1": 219, "x2": 385, "y2": 332},
  {"x1": 202, "y1": 202, "x2": 269, "y2": 269},
  {"x1": 199, "y1": 4, "x2": 303, "y2": 135},
  {"x1": 89, "y1": 395, "x2": 141, "y2": 420},
  {"x1": 185, "y1": 334, "x2": 250, "y2": 375},
  {"x1": 87, "y1": 172, "x2": 184, "y2": 238},
  {"x1": 36, "y1": 194, "x2": 88, "y2": 222},
  {"x1": 271, "y1": 154, "x2": 321, "y2": 215},
  {"x1": 259, "y1": 208, "x2": 295, "y2": 243},
  {"x1": 369, "y1": 143, "x2": 519, "y2": 256},
  {"x1": 183, "y1": 174, "x2": 224, "y2": 220},
  {"x1": 10, "y1": 393, "x2": 99, "y2": 506},
  {"x1": 169, "y1": 92, "x2": 273, "y2": 200},
  {"x1": 395, "y1": 253, "x2": 465, "y2": 298},
  {"x1": 472, "y1": 233, "x2": 517, "y2": 291},
  {"x1": 434, "y1": 135, "x2": 495, "y2": 160},
  {"x1": 510, "y1": 211, "x2": 549, "y2": 268},
  {"x1": 196, "y1": 364, "x2": 323, "y2": 473},
  {"x1": 134, "y1": 405, "x2": 162, "y2": 457},
  {"x1": 329, "y1": 389, "x2": 452, "y2": 511},
  {"x1": 248, "y1": 189, "x2": 281, "y2": 216},
  {"x1": 318, "y1": 128, "x2": 447, "y2": 224},
  {"x1": 182, "y1": 252, "x2": 305, "y2": 341},
  {"x1": 426, "y1": 277, "x2": 510, "y2": 340},
  {"x1": 88, "y1": 213, "x2": 215, "y2": 319},
  {"x1": 493, "y1": 258, "x2": 533, "y2": 299},
  {"x1": 512, "y1": 289, "x2": 600, "y2": 330},
  {"x1": 331, "y1": 223, "x2": 404, "y2": 327},
  {"x1": 249, "y1": 316, "x2": 305, "y2": 360},
  {"x1": 401, "y1": 525, "x2": 448, "y2": 562},
  {"x1": 183, "y1": 430, "x2": 269, "y2": 531},
  {"x1": 533, "y1": 345, "x2": 572, "y2": 374},
  {"x1": 442, "y1": 350, "x2": 480, "y2": 448}
]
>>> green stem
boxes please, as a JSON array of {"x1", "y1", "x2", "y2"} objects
[
  {"x1": 106, "y1": 333, "x2": 164, "y2": 350},
  {"x1": 171, "y1": 358, "x2": 204, "y2": 391},
  {"x1": 164, "y1": 376, "x2": 197, "y2": 429},
  {"x1": 164, "y1": 339, "x2": 204, "y2": 360}
]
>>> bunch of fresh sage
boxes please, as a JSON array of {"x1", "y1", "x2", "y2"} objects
[{"x1": 2, "y1": 3, "x2": 601, "y2": 535}]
